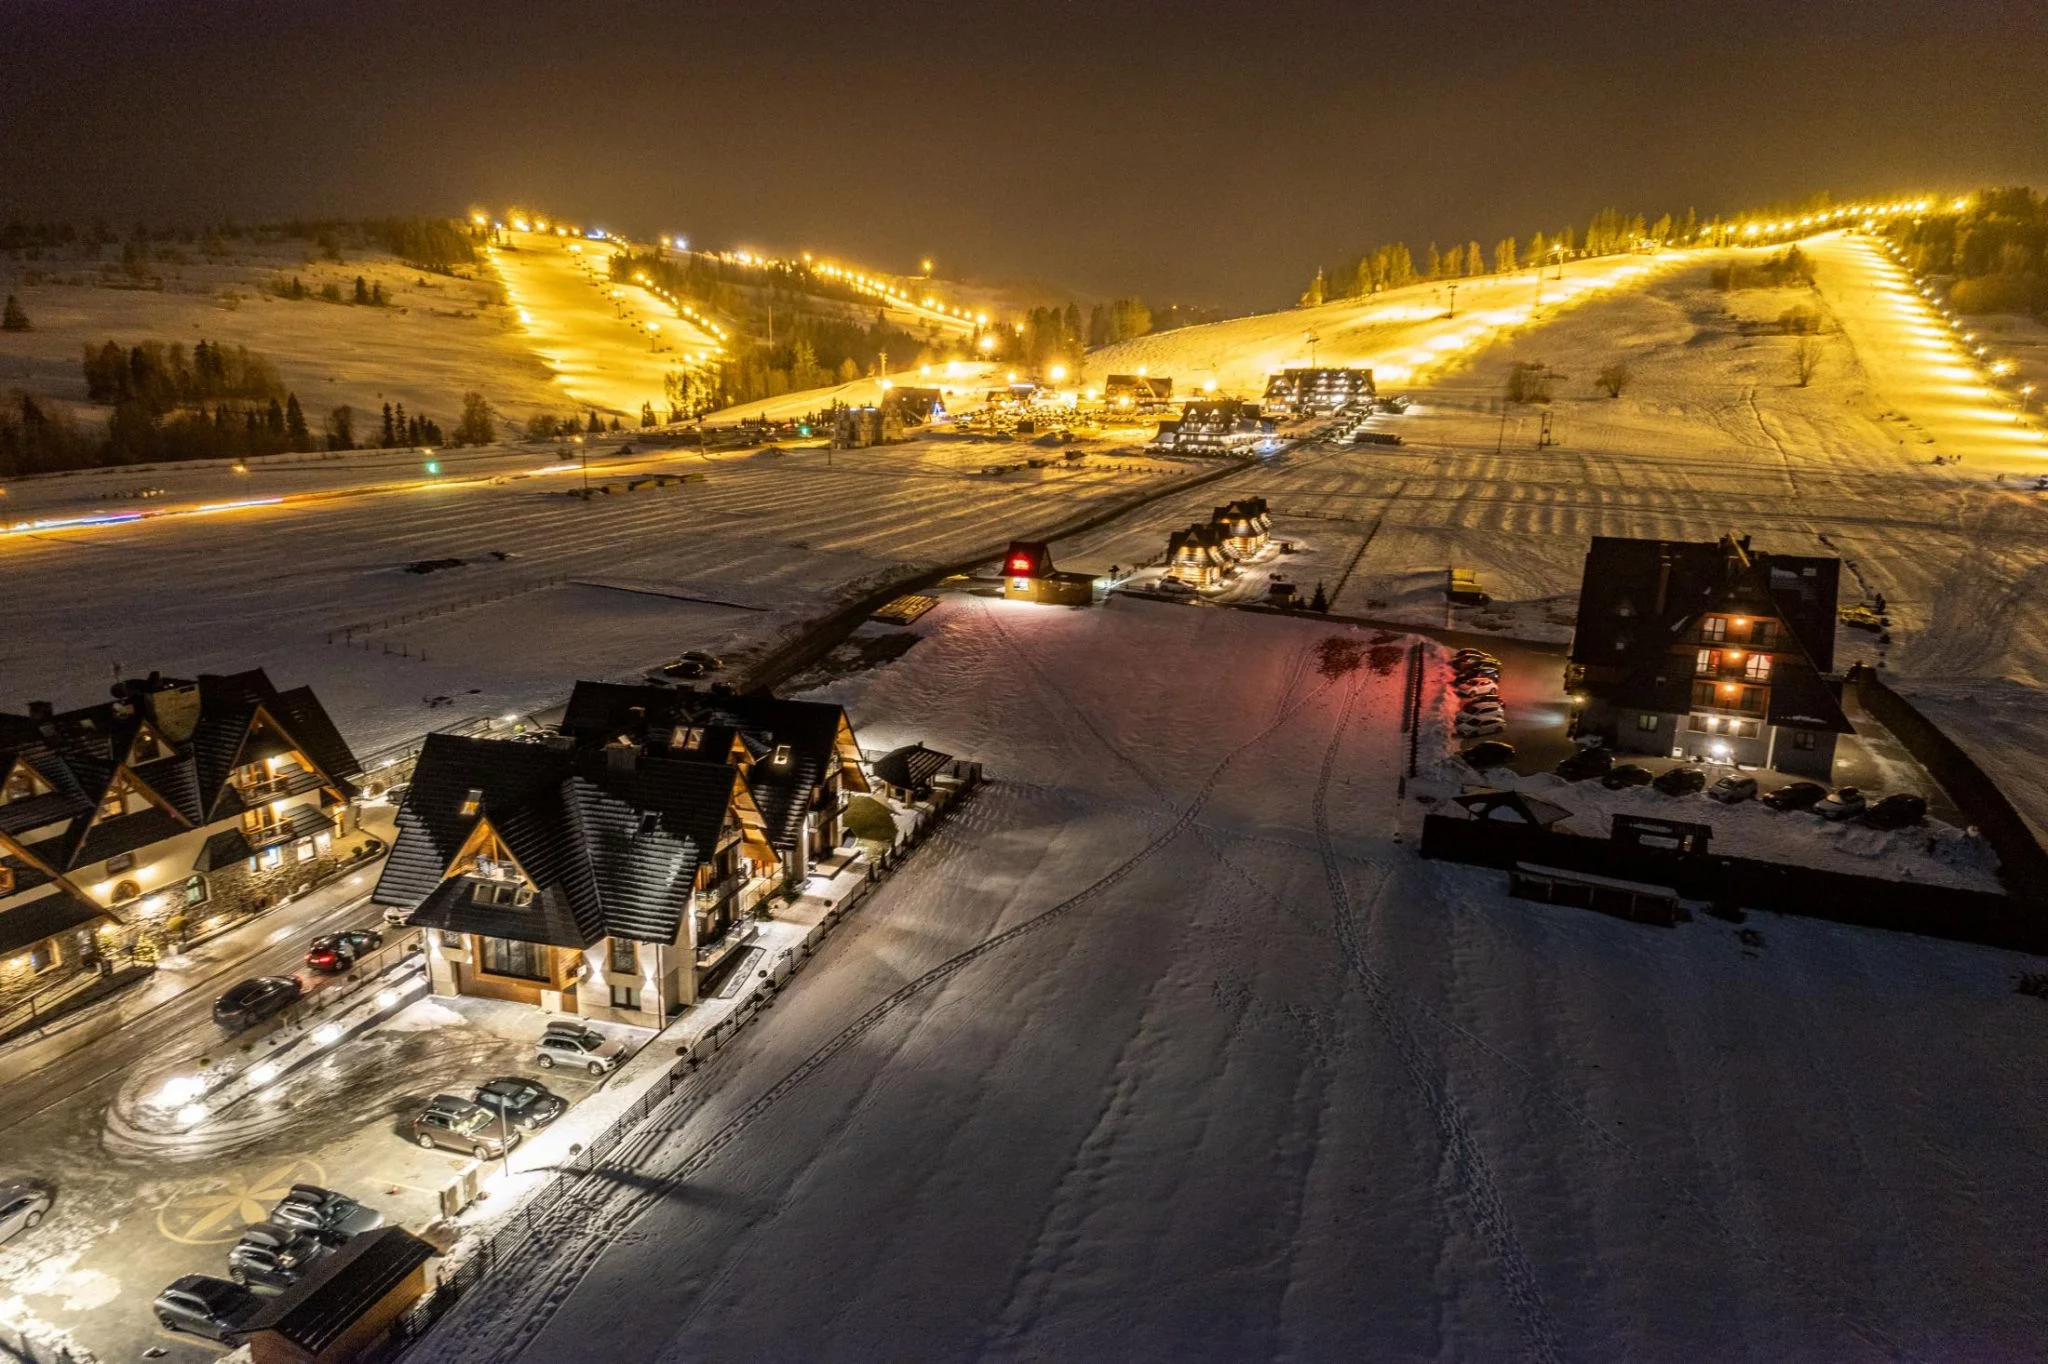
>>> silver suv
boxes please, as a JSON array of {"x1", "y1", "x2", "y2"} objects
[
  {"x1": 535, "y1": 1021, "x2": 626, "y2": 1076},
  {"x1": 409, "y1": 1094, "x2": 521, "y2": 1159}
]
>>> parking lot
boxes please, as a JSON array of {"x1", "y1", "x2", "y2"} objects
[{"x1": 0, "y1": 987, "x2": 648, "y2": 1362}]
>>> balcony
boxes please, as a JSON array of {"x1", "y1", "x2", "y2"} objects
[
  {"x1": 695, "y1": 919, "x2": 756, "y2": 972},
  {"x1": 694, "y1": 870, "x2": 748, "y2": 909}
]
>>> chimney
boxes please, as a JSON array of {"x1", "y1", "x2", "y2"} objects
[{"x1": 26, "y1": 700, "x2": 52, "y2": 720}]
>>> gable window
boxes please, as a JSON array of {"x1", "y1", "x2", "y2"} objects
[
  {"x1": 0, "y1": 866, "x2": 12, "y2": 895},
  {"x1": 478, "y1": 935, "x2": 548, "y2": 981},
  {"x1": 1636, "y1": 714, "x2": 1660, "y2": 733},
  {"x1": 1695, "y1": 649, "x2": 1719, "y2": 675},
  {"x1": 1751, "y1": 620, "x2": 1778, "y2": 647},
  {"x1": 460, "y1": 788, "x2": 483, "y2": 818},
  {"x1": 609, "y1": 938, "x2": 638, "y2": 973},
  {"x1": 98, "y1": 788, "x2": 131, "y2": 820},
  {"x1": 183, "y1": 873, "x2": 208, "y2": 907},
  {"x1": 1744, "y1": 653, "x2": 1772, "y2": 681},
  {"x1": 772, "y1": 744, "x2": 791, "y2": 765},
  {"x1": 1700, "y1": 617, "x2": 1728, "y2": 643},
  {"x1": 132, "y1": 726, "x2": 168, "y2": 764},
  {"x1": 2, "y1": 763, "x2": 50, "y2": 804}
]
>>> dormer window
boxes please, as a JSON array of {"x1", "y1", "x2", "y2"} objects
[
  {"x1": 669, "y1": 726, "x2": 704, "y2": 750},
  {"x1": 472, "y1": 879, "x2": 532, "y2": 907},
  {"x1": 460, "y1": 788, "x2": 482, "y2": 817},
  {"x1": 772, "y1": 744, "x2": 791, "y2": 765},
  {"x1": 1, "y1": 763, "x2": 51, "y2": 805}
]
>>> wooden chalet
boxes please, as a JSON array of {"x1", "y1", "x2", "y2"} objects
[
  {"x1": 0, "y1": 671, "x2": 362, "y2": 1007},
  {"x1": 998, "y1": 540, "x2": 1095, "y2": 605},
  {"x1": 1104, "y1": 374, "x2": 1173, "y2": 411},
  {"x1": 1566, "y1": 533, "x2": 1852, "y2": 779},
  {"x1": 377, "y1": 683, "x2": 870, "y2": 1023},
  {"x1": 1261, "y1": 367, "x2": 1375, "y2": 418},
  {"x1": 1166, "y1": 523, "x2": 1232, "y2": 589},
  {"x1": 1209, "y1": 497, "x2": 1272, "y2": 558},
  {"x1": 1149, "y1": 400, "x2": 1272, "y2": 453}
]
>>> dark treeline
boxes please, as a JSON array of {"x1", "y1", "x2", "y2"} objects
[
  {"x1": 1307, "y1": 206, "x2": 1706, "y2": 303},
  {"x1": 1887, "y1": 188, "x2": 2048, "y2": 316},
  {"x1": 0, "y1": 216, "x2": 482, "y2": 272},
  {"x1": 0, "y1": 339, "x2": 478, "y2": 477}
]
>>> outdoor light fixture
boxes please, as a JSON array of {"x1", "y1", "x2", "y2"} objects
[{"x1": 313, "y1": 1022, "x2": 343, "y2": 1046}]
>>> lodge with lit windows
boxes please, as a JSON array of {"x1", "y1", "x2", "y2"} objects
[
  {"x1": 373, "y1": 683, "x2": 870, "y2": 1027},
  {"x1": 0, "y1": 671, "x2": 366, "y2": 1008},
  {"x1": 1565, "y1": 533, "x2": 1852, "y2": 779}
]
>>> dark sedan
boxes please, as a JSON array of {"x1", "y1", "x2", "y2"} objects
[
  {"x1": 305, "y1": 929, "x2": 383, "y2": 973},
  {"x1": 473, "y1": 1076, "x2": 569, "y2": 1132},
  {"x1": 154, "y1": 1274, "x2": 261, "y2": 1341},
  {"x1": 213, "y1": 975, "x2": 303, "y2": 1030},
  {"x1": 228, "y1": 1222, "x2": 335, "y2": 1291},
  {"x1": 1762, "y1": 781, "x2": 1828, "y2": 811},
  {"x1": 1652, "y1": 766, "x2": 1706, "y2": 796}
]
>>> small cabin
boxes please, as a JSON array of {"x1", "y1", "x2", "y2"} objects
[
  {"x1": 999, "y1": 540, "x2": 1094, "y2": 606},
  {"x1": 243, "y1": 1227, "x2": 438, "y2": 1364},
  {"x1": 1165, "y1": 523, "x2": 1231, "y2": 589},
  {"x1": 1447, "y1": 567, "x2": 1489, "y2": 605}
]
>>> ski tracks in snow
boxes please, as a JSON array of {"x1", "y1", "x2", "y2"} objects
[{"x1": 418, "y1": 628, "x2": 1345, "y2": 1364}]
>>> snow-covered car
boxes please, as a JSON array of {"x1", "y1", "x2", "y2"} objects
[
  {"x1": 1815, "y1": 787, "x2": 1867, "y2": 821},
  {"x1": 382, "y1": 904, "x2": 416, "y2": 928},
  {"x1": 1601, "y1": 763, "x2": 1654, "y2": 789},
  {"x1": 1454, "y1": 716, "x2": 1506, "y2": 739},
  {"x1": 268, "y1": 1185, "x2": 382, "y2": 1240},
  {"x1": 1652, "y1": 766, "x2": 1706, "y2": 796},
  {"x1": 1707, "y1": 775, "x2": 1758, "y2": 803},
  {"x1": 1451, "y1": 677, "x2": 1498, "y2": 697},
  {"x1": 1460, "y1": 740, "x2": 1516, "y2": 769},
  {"x1": 1458, "y1": 699, "x2": 1505, "y2": 718},
  {"x1": 1762, "y1": 781, "x2": 1828, "y2": 811},
  {"x1": 1863, "y1": 793, "x2": 1927, "y2": 829}
]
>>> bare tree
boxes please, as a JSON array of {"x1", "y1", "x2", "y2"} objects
[
  {"x1": 1794, "y1": 335, "x2": 1824, "y2": 387},
  {"x1": 1596, "y1": 362, "x2": 1632, "y2": 398}
]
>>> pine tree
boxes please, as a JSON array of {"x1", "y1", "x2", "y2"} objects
[
  {"x1": 353, "y1": 275, "x2": 370, "y2": 305},
  {"x1": 1466, "y1": 240, "x2": 1484, "y2": 277},
  {"x1": 327, "y1": 404, "x2": 355, "y2": 450},
  {"x1": 265, "y1": 397, "x2": 285, "y2": 434},
  {"x1": 453, "y1": 391, "x2": 494, "y2": 446},
  {"x1": 372, "y1": 281, "x2": 387, "y2": 306},
  {"x1": 1425, "y1": 243, "x2": 1442, "y2": 280},
  {"x1": 1527, "y1": 231, "x2": 1549, "y2": 268},
  {"x1": 284, "y1": 393, "x2": 310, "y2": 450},
  {"x1": 586, "y1": 410, "x2": 604, "y2": 434},
  {"x1": 1309, "y1": 581, "x2": 1329, "y2": 612},
  {"x1": 1494, "y1": 237, "x2": 1518, "y2": 274},
  {"x1": 640, "y1": 401, "x2": 656, "y2": 428},
  {"x1": 1, "y1": 295, "x2": 29, "y2": 331},
  {"x1": 393, "y1": 403, "x2": 408, "y2": 446},
  {"x1": 609, "y1": 416, "x2": 623, "y2": 432},
  {"x1": 1301, "y1": 268, "x2": 1326, "y2": 307},
  {"x1": 380, "y1": 402, "x2": 395, "y2": 447}
]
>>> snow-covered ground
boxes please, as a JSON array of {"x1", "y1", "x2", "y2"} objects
[
  {"x1": 406, "y1": 593, "x2": 2048, "y2": 1364},
  {"x1": 0, "y1": 236, "x2": 562, "y2": 424},
  {"x1": 0, "y1": 432, "x2": 1206, "y2": 753}
]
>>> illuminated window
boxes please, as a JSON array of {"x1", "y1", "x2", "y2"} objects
[
  {"x1": 260, "y1": 846, "x2": 283, "y2": 870},
  {"x1": 773, "y1": 745, "x2": 791, "y2": 765},
  {"x1": 1744, "y1": 654, "x2": 1772, "y2": 681},
  {"x1": 609, "y1": 938, "x2": 637, "y2": 973},
  {"x1": 610, "y1": 984, "x2": 641, "y2": 1010},
  {"x1": 460, "y1": 788, "x2": 482, "y2": 817},
  {"x1": 295, "y1": 837, "x2": 315, "y2": 863},
  {"x1": 1637, "y1": 714, "x2": 1660, "y2": 733},
  {"x1": 1695, "y1": 649, "x2": 1719, "y2": 675},
  {"x1": 1700, "y1": 617, "x2": 1728, "y2": 642}
]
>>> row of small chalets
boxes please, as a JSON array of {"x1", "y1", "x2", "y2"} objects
[{"x1": 1163, "y1": 498, "x2": 1274, "y2": 590}]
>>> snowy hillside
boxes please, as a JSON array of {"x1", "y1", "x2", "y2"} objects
[{"x1": 411, "y1": 594, "x2": 2048, "y2": 1363}]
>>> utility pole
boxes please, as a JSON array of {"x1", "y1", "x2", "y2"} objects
[
  {"x1": 1447, "y1": 283, "x2": 1458, "y2": 318},
  {"x1": 1496, "y1": 401, "x2": 1512, "y2": 454}
]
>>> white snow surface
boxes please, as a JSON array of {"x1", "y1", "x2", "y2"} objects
[{"x1": 410, "y1": 595, "x2": 2048, "y2": 1364}]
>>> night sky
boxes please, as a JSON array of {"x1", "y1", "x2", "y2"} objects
[{"x1": 3, "y1": 0, "x2": 2044, "y2": 308}]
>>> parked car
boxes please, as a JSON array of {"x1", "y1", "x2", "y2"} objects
[
  {"x1": 679, "y1": 650, "x2": 724, "y2": 671},
  {"x1": 0, "y1": 1178, "x2": 52, "y2": 1244},
  {"x1": 1458, "y1": 699, "x2": 1506, "y2": 717},
  {"x1": 535, "y1": 1022, "x2": 627, "y2": 1076},
  {"x1": 1460, "y1": 740, "x2": 1516, "y2": 769},
  {"x1": 1652, "y1": 766, "x2": 1706, "y2": 796},
  {"x1": 1452, "y1": 663, "x2": 1500, "y2": 682},
  {"x1": 228, "y1": 1222, "x2": 335, "y2": 1291},
  {"x1": 213, "y1": 975, "x2": 303, "y2": 1030},
  {"x1": 154, "y1": 1274, "x2": 261, "y2": 1342},
  {"x1": 1555, "y1": 747, "x2": 1614, "y2": 782},
  {"x1": 1815, "y1": 786, "x2": 1868, "y2": 821},
  {"x1": 410, "y1": 1095, "x2": 522, "y2": 1160},
  {"x1": 472, "y1": 1077, "x2": 569, "y2": 1133},
  {"x1": 1761, "y1": 781, "x2": 1828, "y2": 811},
  {"x1": 1455, "y1": 716, "x2": 1506, "y2": 739},
  {"x1": 1707, "y1": 775, "x2": 1759, "y2": 803},
  {"x1": 382, "y1": 904, "x2": 416, "y2": 928},
  {"x1": 1863, "y1": 792, "x2": 1928, "y2": 829},
  {"x1": 304, "y1": 929, "x2": 382, "y2": 973},
  {"x1": 1451, "y1": 679, "x2": 1499, "y2": 699},
  {"x1": 1601, "y1": 763, "x2": 1654, "y2": 789},
  {"x1": 1451, "y1": 648, "x2": 1498, "y2": 666},
  {"x1": 268, "y1": 1184, "x2": 383, "y2": 1239},
  {"x1": 655, "y1": 657, "x2": 708, "y2": 680}
]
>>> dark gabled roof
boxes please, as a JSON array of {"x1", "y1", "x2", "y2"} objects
[
  {"x1": 375, "y1": 733, "x2": 739, "y2": 947},
  {"x1": 243, "y1": 1226, "x2": 437, "y2": 1352},
  {"x1": 1765, "y1": 667, "x2": 1855, "y2": 734},
  {"x1": 0, "y1": 887, "x2": 108, "y2": 956},
  {"x1": 193, "y1": 828, "x2": 255, "y2": 873},
  {"x1": 557, "y1": 682, "x2": 859, "y2": 855},
  {"x1": 67, "y1": 805, "x2": 187, "y2": 868},
  {"x1": 269, "y1": 685, "x2": 364, "y2": 784},
  {"x1": 0, "y1": 669, "x2": 358, "y2": 871},
  {"x1": 872, "y1": 743, "x2": 953, "y2": 792}
]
